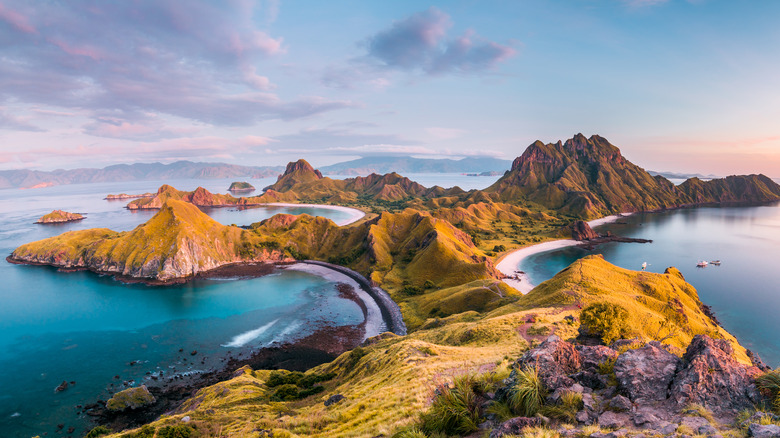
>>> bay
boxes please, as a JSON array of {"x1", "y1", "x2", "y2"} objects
[{"x1": 518, "y1": 203, "x2": 780, "y2": 367}]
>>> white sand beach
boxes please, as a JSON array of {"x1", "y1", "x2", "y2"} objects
[
  {"x1": 496, "y1": 213, "x2": 633, "y2": 294},
  {"x1": 266, "y1": 203, "x2": 366, "y2": 226},
  {"x1": 282, "y1": 263, "x2": 385, "y2": 341}
]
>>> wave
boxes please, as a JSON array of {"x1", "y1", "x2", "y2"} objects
[
  {"x1": 266, "y1": 320, "x2": 303, "y2": 346},
  {"x1": 221, "y1": 319, "x2": 279, "y2": 348}
]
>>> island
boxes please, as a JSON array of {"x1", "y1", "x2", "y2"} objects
[
  {"x1": 9, "y1": 134, "x2": 780, "y2": 438},
  {"x1": 104, "y1": 193, "x2": 154, "y2": 200},
  {"x1": 35, "y1": 210, "x2": 85, "y2": 224},
  {"x1": 227, "y1": 181, "x2": 255, "y2": 192}
]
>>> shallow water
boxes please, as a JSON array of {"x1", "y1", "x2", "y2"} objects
[
  {"x1": 0, "y1": 178, "x2": 366, "y2": 437},
  {"x1": 517, "y1": 204, "x2": 780, "y2": 367}
]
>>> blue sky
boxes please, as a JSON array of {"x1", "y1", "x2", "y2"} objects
[{"x1": 1, "y1": 0, "x2": 779, "y2": 176}]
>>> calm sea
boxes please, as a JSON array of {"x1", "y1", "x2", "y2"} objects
[{"x1": 518, "y1": 204, "x2": 780, "y2": 367}]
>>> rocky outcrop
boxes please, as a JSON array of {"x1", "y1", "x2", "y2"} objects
[
  {"x1": 497, "y1": 335, "x2": 769, "y2": 435},
  {"x1": 571, "y1": 220, "x2": 599, "y2": 240},
  {"x1": 35, "y1": 210, "x2": 85, "y2": 224},
  {"x1": 106, "y1": 385, "x2": 156, "y2": 411},
  {"x1": 614, "y1": 342, "x2": 680, "y2": 403},
  {"x1": 489, "y1": 417, "x2": 542, "y2": 438},
  {"x1": 670, "y1": 335, "x2": 763, "y2": 413}
]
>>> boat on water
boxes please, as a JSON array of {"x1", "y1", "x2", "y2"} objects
[
  {"x1": 696, "y1": 260, "x2": 708, "y2": 267},
  {"x1": 710, "y1": 260, "x2": 721, "y2": 265}
]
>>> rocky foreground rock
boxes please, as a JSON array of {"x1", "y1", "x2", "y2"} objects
[{"x1": 490, "y1": 335, "x2": 771, "y2": 437}]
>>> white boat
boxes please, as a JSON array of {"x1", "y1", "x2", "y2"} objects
[
  {"x1": 641, "y1": 262, "x2": 647, "y2": 271},
  {"x1": 710, "y1": 260, "x2": 721, "y2": 265},
  {"x1": 696, "y1": 261, "x2": 708, "y2": 267}
]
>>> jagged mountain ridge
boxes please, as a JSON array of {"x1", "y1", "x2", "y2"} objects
[
  {"x1": 486, "y1": 134, "x2": 780, "y2": 218},
  {"x1": 264, "y1": 159, "x2": 466, "y2": 203}
]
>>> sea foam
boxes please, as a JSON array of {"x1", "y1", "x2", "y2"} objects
[{"x1": 222, "y1": 319, "x2": 279, "y2": 348}]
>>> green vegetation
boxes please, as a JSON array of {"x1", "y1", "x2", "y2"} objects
[
  {"x1": 419, "y1": 375, "x2": 482, "y2": 435},
  {"x1": 579, "y1": 302, "x2": 630, "y2": 345},
  {"x1": 227, "y1": 181, "x2": 255, "y2": 191},
  {"x1": 507, "y1": 366, "x2": 546, "y2": 417},
  {"x1": 756, "y1": 369, "x2": 780, "y2": 414},
  {"x1": 36, "y1": 209, "x2": 84, "y2": 223},
  {"x1": 266, "y1": 370, "x2": 336, "y2": 401},
  {"x1": 106, "y1": 385, "x2": 156, "y2": 412},
  {"x1": 85, "y1": 426, "x2": 112, "y2": 438}
]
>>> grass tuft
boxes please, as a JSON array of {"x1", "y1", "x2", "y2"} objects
[
  {"x1": 420, "y1": 375, "x2": 482, "y2": 436},
  {"x1": 756, "y1": 369, "x2": 780, "y2": 414},
  {"x1": 507, "y1": 365, "x2": 546, "y2": 417}
]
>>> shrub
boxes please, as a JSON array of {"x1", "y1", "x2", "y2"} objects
[
  {"x1": 266, "y1": 370, "x2": 304, "y2": 387},
  {"x1": 579, "y1": 302, "x2": 630, "y2": 345},
  {"x1": 756, "y1": 369, "x2": 780, "y2": 414},
  {"x1": 85, "y1": 426, "x2": 112, "y2": 438},
  {"x1": 492, "y1": 244, "x2": 507, "y2": 252},
  {"x1": 508, "y1": 366, "x2": 546, "y2": 417},
  {"x1": 391, "y1": 427, "x2": 428, "y2": 438},
  {"x1": 420, "y1": 375, "x2": 481, "y2": 435},
  {"x1": 123, "y1": 425, "x2": 155, "y2": 438},
  {"x1": 271, "y1": 383, "x2": 302, "y2": 401},
  {"x1": 157, "y1": 425, "x2": 193, "y2": 438}
]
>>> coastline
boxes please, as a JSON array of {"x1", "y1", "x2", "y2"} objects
[
  {"x1": 84, "y1": 260, "x2": 404, "y2": 433},
  {"x1": 265, "y1": 202, "x2": 366, "y2": 226},
  {"x1": 496, "y1": 213, "x2": 632, "y2": 293}
]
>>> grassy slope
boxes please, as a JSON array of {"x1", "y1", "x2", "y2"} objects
[
  {"x1": 106, "y1": 256, "x2": 750, "y2": 438},
  {"x1": 13, "y1": 200, "x2": 289, "y2": 280}
]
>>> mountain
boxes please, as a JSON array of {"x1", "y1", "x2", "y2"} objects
[
  {"x1": 0, "y1": 161, "x2": 284, "y2": 189},
  {"x1": 9, "y1": 199, "x2": 290, "y2": 282},
  {"x1": 487, "y1": 134, "x2": 780, "y2": 218},
  {"x1": 319, "y1": 156, "x2": 512, "y2": 175},
  {"x1": 264, "y1": 159, "x2": 465, "y2": 203}
]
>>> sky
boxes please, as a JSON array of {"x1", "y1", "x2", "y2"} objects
[{"x1": 1, "y1": 0, "x2": 779, "y2": 176}]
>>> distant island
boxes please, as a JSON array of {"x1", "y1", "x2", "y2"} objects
[
  {"x1": 35, "y1": 210, "x2": 85, "y2": 224},
  {"x1": 104, "y1": 193, "x2": 154, "y2": 200},
  {"x1": 227, "y1": 181, "x2": 255, "y2": 192}
]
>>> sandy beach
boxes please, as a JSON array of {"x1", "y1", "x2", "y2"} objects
[
  {"x1": 496, "y1": 213, "x2": 632, "y2": 294},
  {"x1": 281, "y1": 262, "x2": 387, "y2": 341},
  {"x1": 266, "y1": 203, "x2": 366, "y2": 226}
]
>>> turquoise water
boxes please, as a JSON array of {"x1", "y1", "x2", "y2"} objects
[
  {"x1": 0, "y1": 179, "x2": 363, "y2": 437},
  {"x1": 518, "y1": 204, "x2": 780, "y2": 367}
]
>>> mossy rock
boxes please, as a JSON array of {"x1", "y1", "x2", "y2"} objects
[{"x1": 106, "y1": 385, "x2": 156, "y2": 411}]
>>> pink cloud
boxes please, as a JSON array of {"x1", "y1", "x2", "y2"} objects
[
  {"x1": 0, "y1": 4, "x2": 36, "y2": 34},
  {"x1": 47, "y1": 38, "x2": 104, "y2": 60}
]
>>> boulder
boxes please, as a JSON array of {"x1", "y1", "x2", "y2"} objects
[
  {"x1": 514, "y1": 336, "x2": 581, "y2": 391},
  {"x1": 106, "y1": 385, "x2": 156, "y2": 411},
  {"x1": 598, "y1": 411, "x2": 630, "y2": 429},
  {"x1": 577, "y1": 345, "x2": 619, "y2": 372},
  {"x1": 607, "y1": 394, "x2": 633, "y2": 412},
  {"x1": 748, "y1": 423, "x2": 780, "y2": 438},
  {"x1": 489, "y1": 417, "x2": 542, "y2": 438},
  {"x1": 670, "y1": 335, "x2": 763, "y2": 413},
  {"x1": 325, "y1": 394, "x2": 345, "y2": 406},
  {"x1": 614, "y1": 343, "x2": 680, "y2": 403}
]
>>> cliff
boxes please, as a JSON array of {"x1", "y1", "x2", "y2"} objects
[
  {"x1": 35, "y1": 210, "x2": 85, "y2": 224},
  {"x1": 486, "y1": 134, "x2": 780, "y2": 218}
]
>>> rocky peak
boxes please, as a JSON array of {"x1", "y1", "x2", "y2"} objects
[
  {"x1": 281, "y1": 159, "x2": 323, "y2": 179},
  {"x1": 571, "y1": 220, "x2": 599, "y2": 241}
]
